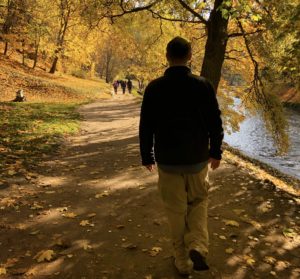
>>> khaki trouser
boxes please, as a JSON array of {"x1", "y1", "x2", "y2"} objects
[{"x1": 158, "y1": 166, "x2": 209, "y2": 257}]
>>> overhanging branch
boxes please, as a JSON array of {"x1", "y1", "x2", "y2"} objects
[
  {"x1": 111, "y1": 0, "x2": 161, "y2": 18},
  {"x1": 149, "y1": 9, "x2": 203, "y2": 23},
  {"x1": 228, "y1": 29, "x2": 264, "y2": 38},
  {"x1": 177, "y1": 0, "x2": 207, "y2": 24}
]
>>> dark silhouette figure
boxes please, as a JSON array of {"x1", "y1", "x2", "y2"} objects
[
  {"x1": 113, "y1": 81, "x2": 119, "y2": 94},
  {"x1": 120, "y1": 80, "x2": 126, "y2": 94},
  {"x1": 13, "y1": 89, "x2": 26, "y2": 102},
  {"x1": 127, "y1": 79, "x2": 133, "y2": 94}
]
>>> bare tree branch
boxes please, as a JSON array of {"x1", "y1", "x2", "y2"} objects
[
  {"x1": 237, "y1": 19, "x2": 288, "y2": 153},
  {"x1": 149, "y1": 9, "x2": 203, "y2": 23},
  {"x1": 228, "y1": 29, "x2": 264, "y2": 38},
  {"x1": 177, "y1": 0, "x2": 207, "y2": 24},
  {"x1": 111, "y1": 0, "x2": 161, "y2": 19}
]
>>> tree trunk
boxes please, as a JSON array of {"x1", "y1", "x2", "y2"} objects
[
  {"x1": 4, "y1": 42, "x2": 8, "y2": 55},
  {"x1": 32, "y1": 37, "x2": 40, "y2": 69},
  {"x1": 33, "y1": 45, "x2": 39, "y2": 69},
  {"x1": 22, "y1": 41, "x2": 25, "y2": 65},
  {"x1": 200, "y1": 0, "x2": 230, "y2": 91},
  {"x1": 90, "y1": 61, "x2": 95, "y2": 78},
  {"x1": 105, "y1": 52, "x2": 112, "y2": 83},
  {"x1": 49, "y1": 56, "x2": 59, "y2": 74}
]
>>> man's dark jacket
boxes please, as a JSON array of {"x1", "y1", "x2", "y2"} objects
[{"x1": 139, "y1": 66, "x2": 224, "y2": 166}]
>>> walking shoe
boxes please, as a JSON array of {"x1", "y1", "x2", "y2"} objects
[
  {"x1": 173, "y1": 246, "x2": 193, "y2": 276},
  {"x1": 174, "y1": 257, "x2": 192, "y2": 277},
  {"x1": 189, "y1": 249, "x2": 209, "y2": 271}
]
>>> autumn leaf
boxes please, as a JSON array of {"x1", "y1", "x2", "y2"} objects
[
  {"x1": 33, "y1": 250, "x2": 55, "y2": 262},
  {"x1": 121, "y1": 243, "x2": 137, "y2": 250},
  {"x1": 80, "y1": 220, "x2": 94, "y2": 227},
  {"x1": 87, "y1": 213, "x2": 96, "y2": 218},
  {"x1": 225, "y1": 248, "x2": 234, "y2": 254},
  {"x1": 225, "y1": 220, "x2": 240, "y2": 227},
  {"x1": 83, "y1": 243, "x2": 92, "y2": 251},
  {"x1": 95, "y1": 191, "x2": 109, "y2": 198},
  {"x1": 282, "y1": 228, "x2": 296, "y2": 238},
  {"x1": 29, "y1": 230, "x2": 40, "y2": 235},
  {"x1": 80, "y1": 220, "x2": 90, "y2": 226},
  {"x1": 149, "y1": 247, "x2": 162, "y2": 257},
  {"x1": 0, "y1": 267, "x2": 6, "y2": 275},
  {"x1": 8, "y1": 169, "x2": 17, "y2": 176},
  {"x1": 63, "y1": 212, "x2": 77, "y2": 218},
  {"x1": 244, "y1": 255, "x2": 255, "y2": 267},
  {"x1": 263, "y1": 256, "x2": 276, "y2": 265}
]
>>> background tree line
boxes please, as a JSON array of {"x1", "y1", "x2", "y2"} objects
[{"x1": 0, "y1": 0, "x2": 299, "y2": 152}]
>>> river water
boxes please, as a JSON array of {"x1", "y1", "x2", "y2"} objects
[{"x1": 224, "y1": 106, "x2": 300, "y2": 181}]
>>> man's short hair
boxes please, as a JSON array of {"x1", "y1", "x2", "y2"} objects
[{"x1": 166, "y1": 37, "x2": 191, "y2": 61}]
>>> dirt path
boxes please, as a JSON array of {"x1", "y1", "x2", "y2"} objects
[{"x1": 1, "y1": 96, "x2": 299, "y2": 279}]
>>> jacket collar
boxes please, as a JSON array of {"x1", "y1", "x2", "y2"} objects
[{"x1": 164, "y1": 66, "x2": 191, "y2": 76}]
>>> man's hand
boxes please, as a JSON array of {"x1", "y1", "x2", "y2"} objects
[
  {"x1": 145, "y1": 164, "x2": 155, "y2": 172},
  {"x1": 209, "y1": 158, "x2": 221, "y2": 170}
]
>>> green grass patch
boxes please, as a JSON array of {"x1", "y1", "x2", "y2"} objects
[{"x1": 0, "y1": 102, "x2": 81, "y2": 175}]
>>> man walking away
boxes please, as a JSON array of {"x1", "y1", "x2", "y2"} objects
[
  {"x1": 139, "y1": 37, "x2": 223, "y2": 276},
  {"x1": 127, "y1": 79, "x2": 133, "y2": 94}
]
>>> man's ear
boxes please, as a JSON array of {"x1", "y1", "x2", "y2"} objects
[{"x1": 166, "y1": 52, "x2": 170, "y2": 62}]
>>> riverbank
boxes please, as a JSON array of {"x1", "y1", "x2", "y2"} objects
[{"x1": 224, "y1": 144, "x2": 300, "y2": 197}]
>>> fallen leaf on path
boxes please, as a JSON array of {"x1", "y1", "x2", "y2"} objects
[
  {"x1": 244, "y1": 255, "x2": 255, "y2": 267},
  {"x1": 282, "y1": 228, "x2": 296, "y2": 238},
  {"x1": 0, "y1": 267, "x2": 6, "y2": 275},
  {"x1": 29, "y1": 230, "x2": 40, "y2": 235},
  {"x1": 45, "y1": 191, "x2": 56, "y2": 194},
  {"x1": 149, "y1": 247, "x2": 162, "y2": 257},
  {"x1": 87, "y1": 213, "x2": 96, "y2": 218},
  {"x1": 263, "y1": 256, "x2": 276, "y2": 265},
  {"x1": 83, "y1": 243, "x2": 92, "y2": 250},
  {"x1": 121, "y1": 243, "x2": 137, "y2": 250},
  {"x1": 116, "y1": 225, "x2": 125, "y2": 229},
  {"x1": 8, "y1": 170, "x2": 17, "y2": 176},
  {"x1": 270, "y1": 271, "x2": 277, "y2": 276},
  {"x1": 219, "y1": 235, "x2": 226, "y2": 240},
  {"x1": 80, "y1": 220, "x2": 93, "y2": 227},
  {"x1": 225, "y1": 248, "x2": 234, "y2": 254},
  {"x1": 30, "y1": 203, "x2": 44, "y2": 210},
  {"x1": 4, "y1": 258, "x2": 19, "y2": 268},
  {"x1": 95, "y1": 191, "x2": 109, "y2": 198},
  {"x1": 225, "y1": 220, "x2": 240, "y2": 227},
  {"x1": 145, "y1": 276, "x2": 152, "y2": 279},
  {"x1": 33, "y1": 250, "x2": 55, "y2": 262},
  {"x1": 63, "y1": 212, "x2": 77, "y2": 218}
]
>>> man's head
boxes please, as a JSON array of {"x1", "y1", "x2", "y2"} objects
[{"x1": 166, "y1": 36, "x2": 192, "y2": 66}]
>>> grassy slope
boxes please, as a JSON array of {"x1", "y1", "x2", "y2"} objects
[{"x1": 0, "y1": 56, "x2": 111, "y2": 179}]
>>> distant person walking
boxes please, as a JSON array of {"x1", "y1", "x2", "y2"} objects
[
  {"x1": 112, "y1": 80, "x2": 119, "y2": 94},
  {"x1": 120, "y1": 80, "x2": 126, "y2": 94},
  {"x1": 139, "y1": 37, "x2": 224, "y2": 276},
  {"x1": 127, "y1": 79, "x2": 133, "y2": 94}
]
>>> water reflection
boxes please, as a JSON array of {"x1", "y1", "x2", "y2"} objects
[{"x1": 224, "y1": 106, "x2": 300, "y2": 180}]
